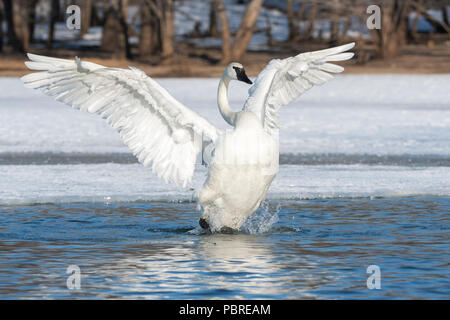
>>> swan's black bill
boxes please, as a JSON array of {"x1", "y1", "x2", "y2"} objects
[{"x1": 233, "y1": 66, "x2": 253, "y2": 84}]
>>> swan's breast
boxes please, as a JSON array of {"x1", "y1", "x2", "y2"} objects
[{"x1": 235, "y1": 111, "x2": 263, "y2": 130}]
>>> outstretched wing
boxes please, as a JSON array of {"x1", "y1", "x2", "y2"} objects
[
  {"x1": 243, "y1": 43, "x2": 355, "y2": 134},
  {"x1": 21, "y1": 54, "x2": 219, "y2": 187}
]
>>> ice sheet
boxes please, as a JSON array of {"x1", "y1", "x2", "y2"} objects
[
  {"x1": 0, "y1": 164, "x2": 448, "y2": 205},
  {"x1": 1, "y1": 75, "x2": 449, "y2": 155}
]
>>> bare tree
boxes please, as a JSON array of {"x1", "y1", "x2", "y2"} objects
[
  {"x1": 0, "y1": 2, "x2": 3, "y2": 52},
  {"x1": 329, "y1": 0, "x2": 340, "y2": 45},
  {"x1": 5, "y1": 0, "x2": 36, "y2": 52},
  {"x1": 139, "y1": 0, "x2": 154, "y2": 57},
  {"x1": 208, "y1": 0, "x2": 219, "y2": 37},
  {"x1": 216, "y1": 0, "x2": 263, "y2": 63},
  {"x1": 216, "y1": 0, "x2": 231, "y2": 63},
  {"x1": 118, "y1": 0, "x2": 132, "y2": 59},
  {"x1": 286, "y1": 0, "x2": 299, "y2": 41},
  {"x1": 101, "y1": 0, "x2": 132, "y2": 59},
  {"x1": 304, "y1": 1, "x2": 318, "y2": 41},
  {"x1": 411, "y1": 0, "x2": 450, "y2": 33},
  {"x1": 231, "y1": 0, "x2": 263, "y2": 61},
  {"x1": 80, "y1": 0, "x2": 92, "y2": 37},
  {"x1": 160, "y1": 0, "x2": 174, "y2": 60},
  {"x1": 340, "y1": 14, "x2": 352, "y2": 43},
  {"x1": 11, "y1": 0, "x2": 29, "y2": 51},
  {"x1": 141, "y1": 0, "x2": 175, "y2": 61},
  {"x1": 285, "y1": 0, "x2": 447, "y2": 62},
  {"x1": 443, "y1": 4, "x2": 449, "y2": 28},
  {"x1": 411, "y1": 0, "x2": 423, "y2": 39},
  {"x1": 27, "y1": 0, "x2": 38, "y2": 44},
  {"x1": 47, "y1": 0, "x2": 59, "y2": 49},
  {"x1": 2, "y1": 0, "x2": 23, "y2": 51},
  {"x1": 364, "y1": 0, "x2": 410, "y2": 59}
]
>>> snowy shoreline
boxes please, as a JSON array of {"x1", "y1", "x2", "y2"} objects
[
  {"x1": 1, "y1": 75, "x2": 449, "y2": 205},
  {"x1": 0, "y1": 163, "x2": 449, "y2": 206},
  {"x1": 1, "y1": 75, "x2": 449, "y2": 155}
]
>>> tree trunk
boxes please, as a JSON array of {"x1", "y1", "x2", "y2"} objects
[
  {"x1": 329, "y1": 18, "x2": 339, "y2": 45},
  {"x1": 265, "y1": 12, "x2": 275, "y2": 46},
  {"x1": 118, "y1": 0, "x2": 132, "y2": 59},
  {"x1": 91, "y1": 3, "x2": 102, "y2": 26},
  {"x1": 340, "y1": 15, "x2": 351, "y2": 43},
  {"x1": 139, "y1": 1, "x2": 153, "y2": 57},
  {"x1": 152, "y1": 11, "x2": 162, "y2": 54},
  {"x1": 375, "y1": 0, "x2": 409, "y2": 59},
  {"x1": 101, "y1": 8, "x2": 121, "y2": 53},
  {"x1": 411, "y1": 0, "x2": 421, "y2": 40},
  {"x1": 304, "y1": 2, "x2": 317, "y2": 40},
  {"x1": 329, "y1": 0, "x2": 340, "y2": 45},
  {"x1": 295, "y1": 1, "x2": 306, "y2": 40},
  {"x1": 2, "y1": 0, "x2": 23, "y2": 51},
  {"x1": 0, "y1": 6, "x2": 3, "y2": 52},
  {"x1": 443, "y1": 5, "x2": 449, "y2": 28},
  {"x1": 208, "y1": 0, "x2": 218, "y2": 37},
  {"x1": 231, "y1": 0, "x2": 263, "y2": 61},
  {"x1": 286, "y1": 0, "x2": 298, "y2": 41},
  {"x1": 160, "y1": 0, "x2": 174, "y2": 61},
  {"x1": 14, "y1": 0, "x2": 33, "y2": 51},
  {"x1": 28, "y1": 0, "x2": 38, "y2": 44},
  {"x1": 217, "y1": 0, "x2": 231, "y2": 63},
  {"x1": 101, "y1": 0, "x2": 131, "y2": 59},
  {"x1": 80, "y1": 0, "x2": 92, "y2": 37},
  {"x1": 19, "y1": 1, "x2": 30, "y2": 51},
  {"x1": 47, "y1": 0, "x2": 59, "y2": 49}
]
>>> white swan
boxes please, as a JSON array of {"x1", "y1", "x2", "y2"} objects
[{"x1": 21, "y1": 42, "x2": 354, "y2": 232}]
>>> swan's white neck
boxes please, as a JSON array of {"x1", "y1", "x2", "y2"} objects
[{"x1": 217, "y1": 74, "x2": 237, "y2": 126}]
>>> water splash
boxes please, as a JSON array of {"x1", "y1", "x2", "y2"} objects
[
  {"x1": 242, "y1": 201, "x2": 280, "y2": 234},
  {"x1": 194, "y1": 201, "x2": 283, "y2": 234}
]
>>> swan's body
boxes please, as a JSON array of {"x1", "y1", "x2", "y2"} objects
[
  {"x1": 22, "y1": 43, "x2": 354, "y2": 232},
  {"x1": 199, "y1": 110, "x2": 278, "y2": 231}
]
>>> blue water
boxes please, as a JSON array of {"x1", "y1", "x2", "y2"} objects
[{"x1": 0, "y1": 197, "x2": 449, "y2": 299}]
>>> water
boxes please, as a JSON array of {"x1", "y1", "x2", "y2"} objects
[
  {"x1": 1, "y1": 76, "x2": 449, "y2": 299},
  {"x1": 0, "y1": 197, "x2": 448, "y2": 299}
]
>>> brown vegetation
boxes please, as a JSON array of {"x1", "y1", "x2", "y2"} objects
[{"x1": 0, "y1": 0, "x2": 448, "y2": 77}]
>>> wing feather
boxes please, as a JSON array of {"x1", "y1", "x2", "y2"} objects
[
  {"x1": 22, "y1": 54, "x2": 219, "y2": 187},
  {"x1": 244, "y1": 43, "x2": 355, "y2": 134}
]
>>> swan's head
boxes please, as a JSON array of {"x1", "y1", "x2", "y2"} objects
[{"x1": 225, "y1": 62, "x2": 252, "y2": 84}]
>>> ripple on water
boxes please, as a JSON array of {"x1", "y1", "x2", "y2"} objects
[{"x1": 0, "y1": 197, "x2": 449, "y2": 299}]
